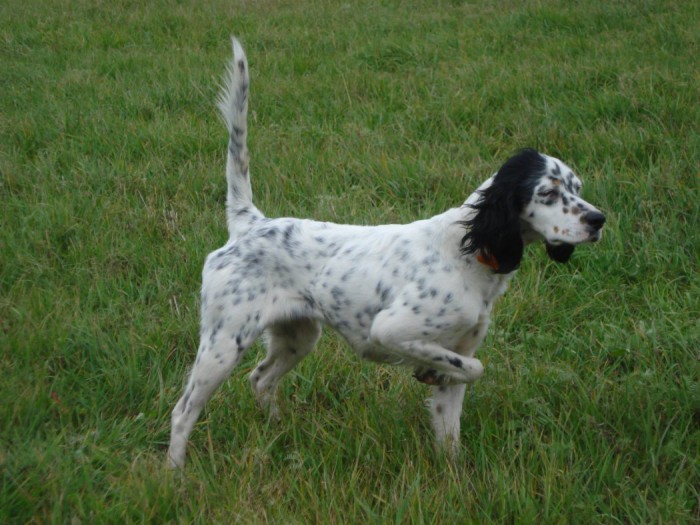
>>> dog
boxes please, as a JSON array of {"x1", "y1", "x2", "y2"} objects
[{"x1": 167, "y1": 38, "x2": 605, "y2": 467}]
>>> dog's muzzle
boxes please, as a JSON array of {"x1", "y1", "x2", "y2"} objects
[{"x1": 583, "y1": 211, "x2": 606, "y2": 241}]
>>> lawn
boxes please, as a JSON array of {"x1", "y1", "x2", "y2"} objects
[{"x1": 1, "y1": 0, "x2": 698, "y2": 522}]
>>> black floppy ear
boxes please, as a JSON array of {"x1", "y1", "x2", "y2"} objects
[
  {"x1": 460, "y1": 180, "x2": 524, "y2": 274},
  {"x1": 461, "y1": 149, "x2": 544, "y2": 274},
  {"x1": 545, "y1": 242, "x2": 575, "y2": 263}
]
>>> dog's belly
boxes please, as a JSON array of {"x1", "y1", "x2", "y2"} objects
[
  {"x1": 317, "y1": 297, "x2": 378, "y2": 351},
  {"x1": 323, "y1": 319, "x2": 402, "y2": 364}
]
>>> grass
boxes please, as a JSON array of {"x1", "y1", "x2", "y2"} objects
[{"x1": 1, "y1": 0, "x2": 698, "y2": 522}]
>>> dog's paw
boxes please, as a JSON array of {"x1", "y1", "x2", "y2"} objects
[{"x1": 413, "y1": 368, "x2": 450, "y2": 386}]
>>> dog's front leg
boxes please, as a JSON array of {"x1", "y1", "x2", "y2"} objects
[
  {"x1": 369, "y1": 306, "x2": 483, "y2": 452},
  {"x1": 430, "y1": 384, "x2": 467, "y2": 455},
  {"x1": 369, "y1": 312, "x2": 484, "y2": 384}
]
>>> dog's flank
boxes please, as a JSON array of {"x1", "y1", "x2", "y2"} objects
[{"x1": 168, "y1": 38, "x2": 605, "y2": 468}]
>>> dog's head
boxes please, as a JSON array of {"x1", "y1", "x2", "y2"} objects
[{"x1": 461, "y1": 149, "x2": 605, "y2": 273}]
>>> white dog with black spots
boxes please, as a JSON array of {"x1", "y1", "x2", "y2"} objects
[{"x1": 168, "y1": 38, "x2": 605, "y2": 468}]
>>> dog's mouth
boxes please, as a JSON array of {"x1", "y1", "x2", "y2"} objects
[
  {"x1": 544, "y1": 226, "x2": 603, "y2": 263},
  {"x1": 587, "y1": 229, "x2": 603, "y2": 242},
  {"x1": 547, "y1": 225, "x2": 604, "y2": 246}
]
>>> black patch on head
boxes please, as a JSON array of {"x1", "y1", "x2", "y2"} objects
[
  {"x1": 565, "y1": 171, "x2": 580, "y2": 194},
  {"x1": 460, "y1": 148, "x2": 545, "y2": 274}
]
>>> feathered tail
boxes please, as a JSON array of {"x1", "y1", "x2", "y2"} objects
[{"x1": 217, "y1": 37, "x2": 263, "y2": 239}]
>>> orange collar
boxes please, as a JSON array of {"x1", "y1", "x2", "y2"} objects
[{"x1": 477, "y1": 252, "x2": 500, "y2": 271}]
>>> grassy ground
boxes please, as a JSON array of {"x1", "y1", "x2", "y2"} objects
[{"x1": 1, "y1": 0, "x2": 698, "y2": 522}]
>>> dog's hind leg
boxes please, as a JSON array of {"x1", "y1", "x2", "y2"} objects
[
  {"x1": 167, "y1": 315, "x2": 262, "y2": 468},
  {"x1": 250, "y1": 318, "x2": 322, "y2": 419}
]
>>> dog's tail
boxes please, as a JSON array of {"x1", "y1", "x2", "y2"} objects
[{"x1": 217, "y1": 37, "x2": 263, "y2": 239}]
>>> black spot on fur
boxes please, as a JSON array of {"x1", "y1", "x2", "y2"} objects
[
  {"x1": 283, "y1": 223, "x2": 299, "y2": 251},
  {"x1": 448, "y1": 357, "x2": 463, "y2": 369},
  {"x1": 331, "y1": 286, "x2": 344, "y2": 303},
  {"x1": 209, "y1": 320, "x2": 223, "y2": 344}
]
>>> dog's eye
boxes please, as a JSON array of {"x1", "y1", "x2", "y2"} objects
[{"x1": 538, "y1": 189, "x2": 558, "y2": 199}]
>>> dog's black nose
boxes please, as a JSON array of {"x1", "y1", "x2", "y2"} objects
[{"x1": 583, "y1": 211, "x2": 606, "y2": 230}]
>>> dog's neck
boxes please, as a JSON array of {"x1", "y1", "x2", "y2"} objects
[{"x1": 476, "y1": 251, "x2": 500, "y2": 271}]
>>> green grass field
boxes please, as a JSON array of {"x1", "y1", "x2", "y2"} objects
[{"x1": 2, "y1": 0, "x2": 698, "y2": 522}]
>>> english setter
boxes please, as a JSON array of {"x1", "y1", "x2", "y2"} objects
[{"x1": 168, "y1": 38, "x2": 605, "y2": 467}]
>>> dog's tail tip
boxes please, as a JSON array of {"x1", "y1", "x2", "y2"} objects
[
  {"x1": 229, "y1": 36, "x2": 248, "y2": 73},
  {"x1": 231, "y1": 36, "x2": 245, "y2": 58},
  {"x1": 219, "y1": 38, "x2": 248, "y2": 111}
]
